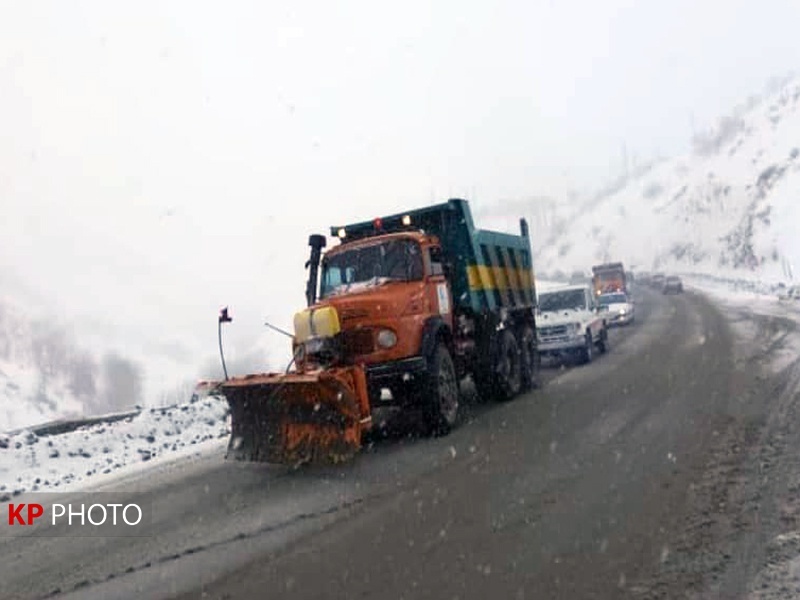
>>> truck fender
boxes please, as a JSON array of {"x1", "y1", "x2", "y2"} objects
[{"x1": 420, "y1": 317, "x2": 452, "y2": 361}]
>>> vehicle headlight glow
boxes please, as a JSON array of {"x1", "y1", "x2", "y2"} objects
[
  {"x1": 305, "y1": 337, "x2": 325, "y2": 354},
  {"x1": 619, "y1": 308, "x2": 626, "y2": 315},
  {"x1": 377, "y1": 329, "x2": 398, "y2": 348}
]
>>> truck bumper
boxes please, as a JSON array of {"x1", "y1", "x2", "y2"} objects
[
  {"x1": 538, "y1": 336, "x2": 586, "y2": 356},
  {"x1": 608, "y1": 312, "x2": 633, "y2": 326},
  {"x1": 364, "y1": 356, "x2": 428, "y2": 403}
]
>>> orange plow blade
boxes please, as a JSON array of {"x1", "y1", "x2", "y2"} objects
[{"x1": 220, "y1": 366, "x2": 370, "y2": 466}]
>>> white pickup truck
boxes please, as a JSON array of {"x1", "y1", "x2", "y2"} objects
[{"x1": 536, "y1": 284, "x2": 609, "y2": 364}]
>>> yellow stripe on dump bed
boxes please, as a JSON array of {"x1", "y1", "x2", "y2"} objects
[
  {"x1": 293, "y1": 306, "x2": 341, "y2": 343},
  {"x1": 467, "y1": 265, "x2": 534, "y2": 291}
]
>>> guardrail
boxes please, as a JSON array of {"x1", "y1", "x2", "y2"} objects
[
  {"x1": 5, "y1": 408, "x2": 143, "y2": 438},
  {"x1": 3, "y1": 389, "x2": 227, "y2": 440},
  {"x1": 680, "y1": 272, "x2": 796, "y2": 297}
]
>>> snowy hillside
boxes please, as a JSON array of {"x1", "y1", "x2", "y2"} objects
[
  {"x1": 0, "y1": 295, "x2": 149, "y2": 431},
  {"x1": 534, "y1": 76, "x2": 800, "y2": 283},
  {"x1": 0, "y1": 288, "x2": 210, "y2": 431},
  {"x1": 0, "y1": 298, "x2": 84, "y2": 430}
]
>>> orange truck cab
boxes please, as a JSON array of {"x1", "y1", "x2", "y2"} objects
[{"x1": 296, "y1": 198, "x2": 540, "y2": 434}]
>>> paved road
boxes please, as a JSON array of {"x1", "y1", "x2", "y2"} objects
[{"x1": 1, "y1": 287, "x2": 780, "y2": 599}]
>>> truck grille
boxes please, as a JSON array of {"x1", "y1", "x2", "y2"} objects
[
  {"x1": 539, "y1": 325, "x2": 568, "y2": 337},
  {"x1": 340, "y1": 328, "x2": 374, "y2": 356}
]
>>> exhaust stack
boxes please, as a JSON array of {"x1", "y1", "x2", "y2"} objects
[{"x1": 305, "y1": 234, "x2": 327, "y2": 307}]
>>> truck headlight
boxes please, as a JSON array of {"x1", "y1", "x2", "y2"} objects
[
  {"x1": 305, "y1": 337, "x2": 326, "y2": 354},
  {"x1": 619, "y1": 308, "x2": 626, "y2": 315},
  {"x1": 377, "y1": 329, "x2": 397, "y2": 348}
]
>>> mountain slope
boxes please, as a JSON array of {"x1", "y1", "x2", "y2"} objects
[
  {"x1": 0, "y1": 294, "x2": 151, "y2": 430},
  {"x1": 535, "y1": 76, "x2": 800, "y2": 282}
]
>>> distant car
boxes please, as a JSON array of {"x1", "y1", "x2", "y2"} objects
[
  {"x1": 650, "y1": 273, "x2": 666, "y2": 289},
  {"x1": 598, "y1": 291, "x2": 635, "y2": 325},
  {"x1": 663, "y1": 275, "x2": 684, "y2": 294},
  {"x1": 778, "y1": 285, "x2": 800, "y2": 301}
]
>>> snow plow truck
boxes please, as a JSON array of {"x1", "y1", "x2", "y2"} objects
[{"x1": 214, "y1": 198, "x2": 540, "y2": 466}]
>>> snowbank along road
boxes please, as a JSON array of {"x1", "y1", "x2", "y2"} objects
[{"x1": 2, "y1": 285, "x2": 799, "y2": 599}]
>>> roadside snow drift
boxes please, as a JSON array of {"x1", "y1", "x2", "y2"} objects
[{"x1": 0, "y1": 395, "x2": 230, "y2": 499}]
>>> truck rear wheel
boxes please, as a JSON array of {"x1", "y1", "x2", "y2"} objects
[
  {"x1": 495, "y1": 329, "x2": 522, "y2": 401},
  {"x1": 519, "y1": 325, "x2": 541, "y2": 390},
  {"x1": 423, "y1": 344, "x2": 459, "y2": 436},
  {"x1": 474, "y1": 328, "x2": 523, "y2": 402}
]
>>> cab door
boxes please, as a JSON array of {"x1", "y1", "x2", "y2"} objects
[{"x1": 425, "y1": 245, "x2": 454, "y2": 329}]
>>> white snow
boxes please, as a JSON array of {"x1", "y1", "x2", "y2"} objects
[
  {"x1": 0, "y1": 295, "x2": 86, "y2": 430},
  {"x1": 533, "y1": 76, "x2": 800, "y2": 287},
  {"x1": 685, "y1": 275, "x2": 800, "y2": 374},
  {"x1": 686, "y1": 275, "x2": 800, "y2": 323},
  {"x1": 0, "y1": 395, "x2": 230, "y2": 498}
]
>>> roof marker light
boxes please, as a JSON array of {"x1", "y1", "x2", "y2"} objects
[{"x1": 373, "y1": 217, "x2": 383, "y2": 230}]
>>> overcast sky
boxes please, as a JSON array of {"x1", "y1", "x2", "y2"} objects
[{"x1": 2, "y1": 0, "x2": 799, "y2": 377}]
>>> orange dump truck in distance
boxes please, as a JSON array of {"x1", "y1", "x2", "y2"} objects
[{"x1": 591, "y1": 262, "x2": 627, "y2": 296}]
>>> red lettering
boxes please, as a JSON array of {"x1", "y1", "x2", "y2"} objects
[
  {"x1": 7, "y1": 503, "x2": 44, "y2": 525},
  {"x1": 8, "y1": 503, "x2": 25, "y2": 525},
  {"x1": 27, "y1": 503, "x2": 44, "y2": 525}
]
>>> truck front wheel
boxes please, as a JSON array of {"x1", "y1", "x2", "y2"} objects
[
  {"x1": 580, "y1": 332, "x2": 594, "y2": 364},
  {"x1": 423, "y1": 344, "x2": 459, "y2": 436},
  {"x1": 597, "y1": 326, "x2": 610, "y2": 354}
]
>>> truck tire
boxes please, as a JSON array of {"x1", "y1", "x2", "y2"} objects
[
  {"x1": 580, "y1": 331, "x2": 593, "y2": 364},
  {"x1": 423, "y1": 344, "x2": 459, "y2": 436},
  {"x1": 597, "y1": 326, "x2": 610, "y2": 354},
  {"x1": 472, "y1": 369, "x2": 494, "y2": 404},
  {"x1": 495, "y1": 329, "x2": 522, "y2": 401},
  {"x1": 519, "y1": 325, "x2": 540, "y2": 390},
  {"x1": 473, "y1": 328, "x2": 522, "y2": 402}
]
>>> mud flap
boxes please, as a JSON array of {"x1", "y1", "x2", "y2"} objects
[{"x1": 221, "y1": 367, "x2": 370, "y2": 466}]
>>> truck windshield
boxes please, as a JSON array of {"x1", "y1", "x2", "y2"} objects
[
  {"x1": 596, "y1": 271, "x2": 622, "y2": 282},
  {"x1": 538, "y1": 289, "x2": 586, "y2": 312},
  {"x1": 598, "y1": 293, "x2": 627, "y2": 305},
  {"x1": 320, "y1": 238, "x2": 424, "y2": 298}
]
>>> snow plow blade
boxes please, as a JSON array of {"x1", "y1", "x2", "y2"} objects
[{"x1": 220, "y1": 366, "x2": 370, "y2": 466}]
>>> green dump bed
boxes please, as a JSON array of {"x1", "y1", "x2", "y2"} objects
[{"x1": 331, "y1": 199, "x2": 536, "y2": 314}]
